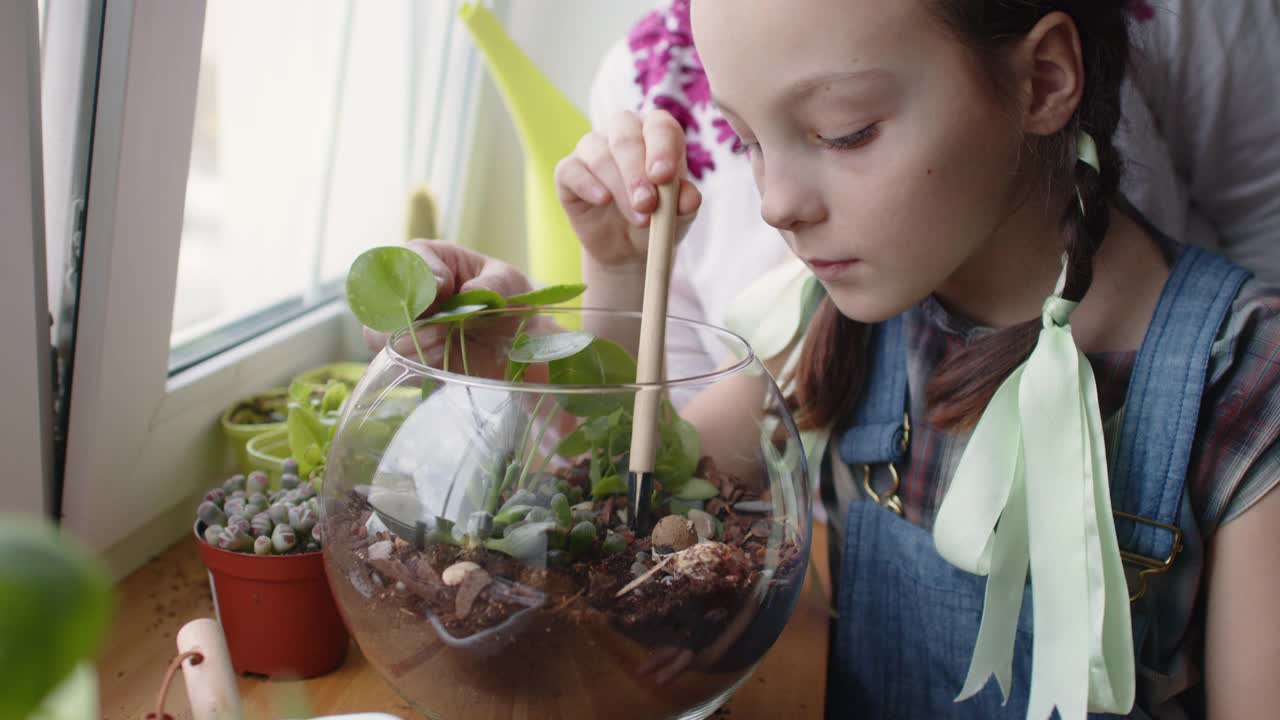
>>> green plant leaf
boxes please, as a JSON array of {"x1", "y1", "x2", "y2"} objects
[
  {"x1": 287, "y1": 403, "x2": 332, "y2": 475},
  {"x1": 509, "y1": 331, "x2": 594, "y2": 364},
  {"x1": 320, "y1": 382, "x2": 349, "y2": 414},
  {"x1": 345, "y1": 246, "x2": 437, "y2": 332},
  {"x1": 555, "y1": 425, "x2": 594, "y2": 457},
  {"x1": 485, "y1": 521, "x2": 558, "y2": 561},
  {"x1": 421, "y1": 304, "x2": 488, "y2": 324},
  {"x1": 442, "y1": 289, "x2": 506, "y2": 311},
  {"x1": 504, "y1": 283, "x2": 587, "y2": 307},
  {"x1": 672, "y1": 477, "x2": 719, "y2": 501},
  {"x1": 548, "y1": 338, "x2": 637, "y2": 416},
  {"x1": 0, "y1": 517, "x2": 113, "y2": 720},
  {"x1": 591, "y1": 471, "x2": 628, "y2": 498}
]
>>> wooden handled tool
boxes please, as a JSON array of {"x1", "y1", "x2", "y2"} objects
[{"x1": 628, "y1": 182, "x2": 678, "y2": 533}]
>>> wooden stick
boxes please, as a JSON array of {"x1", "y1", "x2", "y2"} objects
[{"x1": 628, "y1": 182, "x2": 678, "y2": 532}]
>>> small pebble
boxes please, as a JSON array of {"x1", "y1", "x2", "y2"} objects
[
  {"x1": 630, "y1": 562, "x2": 649, "y2": 577},
  {"x1": 442, "y1": 560, "x2": 484, "y2": 587},
  {"x1": 368, "y1": 539, "x2": 394, "y2": 562},
  {"x1": 651, "y1": 515, "x2": 698, "y2": 551},
  {"x1": 750, "y1": 520, "x2": 771, "y2": 538},
  {"x1": 635, "y1": 551, "x2": 649, "y2": 564}
]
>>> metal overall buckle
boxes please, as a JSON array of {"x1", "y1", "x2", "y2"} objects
[
  {"x1": 861, "y1": 413, "x2": 910, "y2": 517},
  {"x1": 1114, "y1": 510, "x2": 1183, "y2": 602}
]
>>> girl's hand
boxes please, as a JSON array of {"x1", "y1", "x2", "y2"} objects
[
  {"x1": 361, "y1": 238, "x2": 533, "y2": 355},
  {"x1": 554, "y1": 110, "x2": 702, "y2": 269}
]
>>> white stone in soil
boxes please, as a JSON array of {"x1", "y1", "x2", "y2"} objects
[{"x1": 442, "y1": 560, "x2": 485, "y2": 587}]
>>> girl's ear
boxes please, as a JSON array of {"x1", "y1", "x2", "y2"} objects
[{"x1": 1011, "y1": 11, "x2": 1085, "y2": 137}]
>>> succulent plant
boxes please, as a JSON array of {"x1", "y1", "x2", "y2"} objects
[
  {"x1": 203, "y1": 524, "x2": 223, "y2": 546},
  {"x1": 288, "y1": 505, "x2": 317, "y2": 535},
  {"x1": 282, "y1": 457, "x2": 300, "y2": 477},
  {"x1": 602, "y1": 531, "x2": 626, "y2": 556},
  {"x1": 217, "y1": 526, "x2": 253, "y2": 552},
  {"x1": 226, "y1": 515, "x2": 251, "y2": 535},
  {"x1": 197, "y1": 501, "x2": 227, "y2": 528},
  {"x1": 280, "y1": 473, "x2": 301, "y2": 490},
  {"x1": 246, "y1": 470, "x2": 270, "y2": 495},
  {"x1": 253, "y1": 535, "x2": 274, "y2": 556},
  {"x1": 251, "y1": 512, "x2": 274, "y2": 538},
  {"x1": 569, "y1": 520, "x2": 597, "y2": 559},
  {"x1": 198, "y1": 470, "x2": 327, "y2": 555},
  {"x1": 268, "y1": 502, "x2": 289, "y2": 525},
  {"x1": 550, "y1": 493, "x2": 572, "y2": 528},
  {"x1": 224, "y1": 497, "x2": 247, "y2": 519},
  {"x1": 271, "y1": 523, "x2": 298, "y2": 553}
]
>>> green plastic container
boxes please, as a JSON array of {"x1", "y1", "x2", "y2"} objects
[
  {"x1": 245, "y1": 426, "x2": 291, "y2": 489},
  {"x1": 291, "y1": 362, "x2": 368, "y2": 395},
  {"x1": 220, "y1": 388, "x2": 289, "y2": 473}
]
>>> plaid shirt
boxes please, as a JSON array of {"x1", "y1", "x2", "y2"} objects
[{"x1": 827, "y1": 275, "x2": 1280, "y2": 717}]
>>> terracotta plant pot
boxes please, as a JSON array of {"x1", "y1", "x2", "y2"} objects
[{"x1": 195, "y1": 523, "x2": 349, "y2": 678}]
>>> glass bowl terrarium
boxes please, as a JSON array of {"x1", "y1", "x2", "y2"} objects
[{"x1": 321, "y1": 290, "x2": 811, "y2": 719}]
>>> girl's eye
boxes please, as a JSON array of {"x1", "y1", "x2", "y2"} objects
[{"x1": 820, "y1": 123, "x2": 878, "y2": 151}]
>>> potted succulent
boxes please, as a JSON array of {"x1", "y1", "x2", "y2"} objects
[
  {"x1": 193, "y1": 463, "x2": 349, "y2": 678},
  {"x1": 317, "y1": 247, "x2": 811, "y2": 719}
]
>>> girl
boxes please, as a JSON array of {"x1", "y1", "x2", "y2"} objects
[{"x1": 383, "y1": 1, "x2": 1280, "y2": 717}]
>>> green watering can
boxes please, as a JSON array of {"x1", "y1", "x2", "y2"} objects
[{"x1": 459, "y1": 3, "x2": 591, "y2": 288}]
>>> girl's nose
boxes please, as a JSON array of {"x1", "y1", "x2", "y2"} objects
[{"x1": 758, "y1": 160, "x2": 825, "y2": 232}]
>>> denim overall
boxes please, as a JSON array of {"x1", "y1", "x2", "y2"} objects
[{"x1": 825, "y1": 247, "x2": 1250, "y2": 719}]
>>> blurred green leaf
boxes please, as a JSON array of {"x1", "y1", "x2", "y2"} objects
[
  {"x1": 504, "y1": 283, "x2": 587, "y2": 307},
  {"x1": 442, "y1": 289, "x2": 506, "y2": 311},
  {"x1": 548, "y1": 338, "x2": 636, "y2": 417},
  {"x1": 420, "y1": 304, "x2": 487, "y2": 325},
  {"x1": 0, "y1": 517, "x2": 113, "y2": 720},
  {"x1": 672, "y1": 477, "x2": 719, "y2": 501},
  {"x1": 508, "y1": 331, "x2": 594, "y2": 364}
]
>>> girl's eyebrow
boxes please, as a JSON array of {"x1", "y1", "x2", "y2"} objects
[
  {"x1": 713, "y1": 67, "x2": 892, "y2": 118},
  {"x1": 782, "y1": 68, "x2": 893, "y2": 100}
]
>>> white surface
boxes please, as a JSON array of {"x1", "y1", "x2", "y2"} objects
[{"x1": 0, "y1": 0, "x2": 54, "y2": 516}]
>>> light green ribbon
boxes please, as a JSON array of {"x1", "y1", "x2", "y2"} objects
[{"x1": 933, "y1": 263, "x2": 1135, "y2": 719}]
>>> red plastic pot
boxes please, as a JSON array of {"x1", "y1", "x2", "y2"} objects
[{"x1": 194, "y1": 524, "x2": 349, "y2": 678}]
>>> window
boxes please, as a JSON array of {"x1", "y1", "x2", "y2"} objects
[
  {"x1": 48, "y1": 0, "x2": 651, "y2": 579},
  {"x1": 170, "y1": 0, "x2": 482, "y2": 373}
]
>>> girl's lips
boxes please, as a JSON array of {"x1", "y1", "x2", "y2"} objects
[{"x1": 805, "y1": 257, "x2": 861, "y2": 281}]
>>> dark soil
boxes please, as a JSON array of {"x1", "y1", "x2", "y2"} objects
[{"x1": 327, "y1": 456, "x2": 804, "y2": 653}]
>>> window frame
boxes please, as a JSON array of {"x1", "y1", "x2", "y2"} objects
[
  {"x1": 60, "y1": 0, "x2": 495, "y2": 578},
  {"x1": 0, "y1": 0, "x2": 55, "y2": 518}
]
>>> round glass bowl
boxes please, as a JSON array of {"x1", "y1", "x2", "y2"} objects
[{"x1": 320, "y1": 307, "x2": 811, "y2": 720}]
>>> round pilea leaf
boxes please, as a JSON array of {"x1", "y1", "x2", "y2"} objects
[{"x1": 346, "y1": 246, "x2": 438, "y2": 332}]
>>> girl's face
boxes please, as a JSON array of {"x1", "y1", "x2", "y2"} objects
[{"x1": 692, "y1": 0, "x2": 1032, "y2": 323}]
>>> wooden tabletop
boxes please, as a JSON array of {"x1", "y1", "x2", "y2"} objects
[{"x1": 98, "y1": 523, "x2": 831, "y2": 720}]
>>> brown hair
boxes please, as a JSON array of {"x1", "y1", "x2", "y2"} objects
[{"x1": 787, "y1": 1, "x2": 1131, "y2": 433}]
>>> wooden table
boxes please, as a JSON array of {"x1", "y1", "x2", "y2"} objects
[{"x1": 99, "y1": 524, "x2": 831, "y2": 719}]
